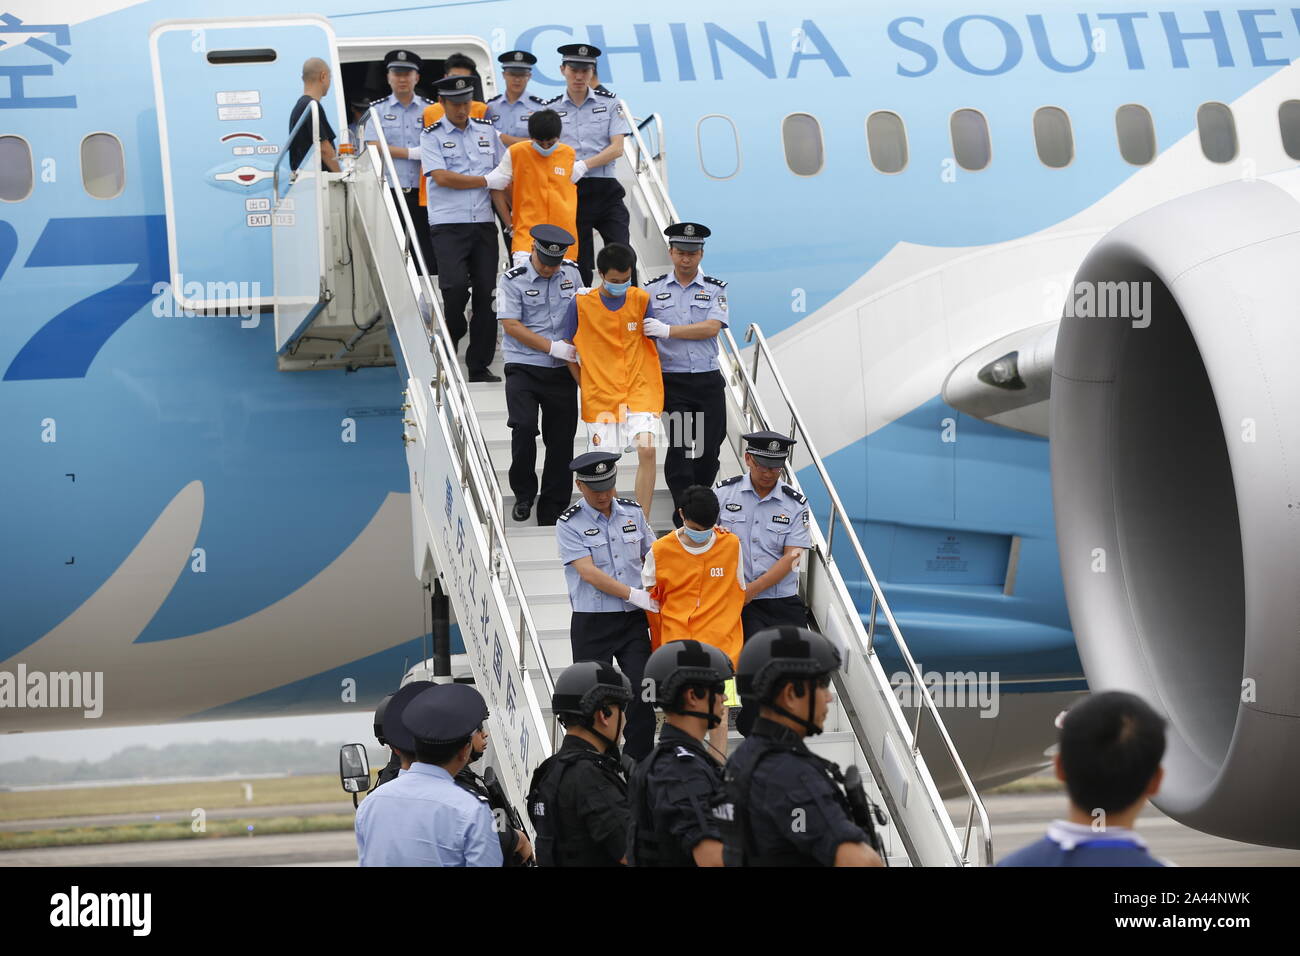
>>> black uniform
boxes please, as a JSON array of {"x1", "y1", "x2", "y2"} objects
[
  {"x1": 456, "y1": 765, "x2": 527, "y2": 866},
  {"x1": 627, "y1": 724, "x2": 728, "y2": 866},
  {"x1": 527, "y1": 735, "x2": 629, "y2": 866},
  {"x1": 723, "y1": 717, "x2": 868, "y2": 866}
]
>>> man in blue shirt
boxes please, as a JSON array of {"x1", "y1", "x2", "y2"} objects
[
  {"x1": 422, "y1": 74, "x2": 509, "y2": 381},
  {"x1": 643, "y1": 222, "x2": 730, "y2": 525},
  {"x1": 496, "y1": 224, "x2": 582, "y2": 526},
  {"x1": 556, "y1": 452, "x2": 657, "y2": 759},
  {"x1": 355, "y1": 682, "x2": 503, "y2": 867},
  {"x1": 486, "y1": 50, "x2": 546, "y2": 147},
  {"x1": 367, "y1": 50, "x2": 435, "y2": 275},
  {"x1": 544, "y1": 44, "x2": 633, "y2": 286},
  {"x1": 999, "y1": 691, "x2": 1170, "y2": 867}
]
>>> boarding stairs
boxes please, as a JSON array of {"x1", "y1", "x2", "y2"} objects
[{"x1": 271, "y1": 101, "x2": 991, "y2": 866}]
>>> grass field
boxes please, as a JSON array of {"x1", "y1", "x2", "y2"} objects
[
  {"x1": 0, "y1": 772, "x2": 368, "y2": 824},
  {"x1": 0, "y1": 814, "x2": 356, "y2": 851}
]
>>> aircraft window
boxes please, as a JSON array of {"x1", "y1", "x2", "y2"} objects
[
  {"x1": 1196, "y1": 102, "x2": 1237, "y2": 163},
  {"x1": 782, "y1": 112, "x2": 824, "y2": 176},
  {"x1": 866, "y1": 111, "x2": 908, "y2": 173},
  {"x1": 950, "y1": 109, "x2": 991, "y2": 171},
  {"x1": 1115, "y1": 104, "x2": 1156, "y2": 165},
  {"x1": 696, "y1": 113, "x2": 741, "y2": 180},
  {"x1": 81, "y1": 133, "x2": 125, "y2": 200},
  {"x1": 1279, "y1": 100, "x2": 1300, "y2": 161},
  {"x1": 1033, "y1": 107, "x2": 1073, "y2": 168},
  {"x1": 0, "y1": 135, "x2": 33, "y2": 202}
]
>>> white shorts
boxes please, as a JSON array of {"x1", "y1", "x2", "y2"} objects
[{"x1": 586, "y1": 412, "x2": 657, "y2": 453}]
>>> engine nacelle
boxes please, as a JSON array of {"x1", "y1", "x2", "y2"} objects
[{"x1": 1051, "y1": 174, "x2": 1300, "y2": 849}]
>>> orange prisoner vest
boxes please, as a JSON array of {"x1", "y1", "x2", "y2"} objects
[
  {"x1": 648, "y1": 529, "x2": 745, "y2": 667},
  {"x1": 418, "y1": 100, "x2": 489, "y2": 207},
  {"x1": 571, "y1": 288, "x2": 664, "y2": 423},
  {"x1": 507, "y1": 140, "x2": 578, "y2": 259}
]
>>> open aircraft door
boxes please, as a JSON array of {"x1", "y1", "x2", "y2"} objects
[{"x1": 149, "y1": 16, "x2": 343, "y2": 312}]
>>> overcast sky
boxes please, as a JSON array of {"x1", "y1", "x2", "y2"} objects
[{"x1": 0, "y1": 712, "x2": 376, "y2": 763}]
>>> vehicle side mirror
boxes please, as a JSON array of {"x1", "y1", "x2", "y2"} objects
[{"x1": 339, "y1": 743, "x2": 371, "y2": 794}]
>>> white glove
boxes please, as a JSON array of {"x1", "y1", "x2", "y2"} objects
[
  {"x1": 627, "y1": 587, "x2": 660, "y2": 612},
  {"x1": 548, "y1": 340, "x2": 579, "y2": 363},
  {"x1": 484, "y1": 167, "x2": 511, "y2": 191},
  {"x1": 570, "y1": 160, "x2": 588, "y2": 183},
  {"x1": 643, "y1": 317, "x2": 671, "y2": 339}
]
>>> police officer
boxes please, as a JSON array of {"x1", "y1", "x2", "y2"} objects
[
  {"x1": 445, "y1": 683, "x2": 535, "y2": 866},
  {"x1": 367, "y1": 50, "x2": 435, "y2": 274},
  {"x1": 556, "y1": 451, "x2": 657, "y2": 759},
  {"x1": 369, "y1": 680, "x2": 436, "y2": 789},
  {"x1": 545, "y1": 44, "x2": 632, "y2": 286},
  {"x1": 497, "y1": 225, "x2": 582, "y2": 525},
  {"x1": 716, "y1": 431, "x2": 813, "y2": 640},
  {"x1": 724, "y1": 627, "x2": 883, "y2": 867},
  {"x1": 422, "y1": 73, "x2": 509, "y2": 381},
  {"x1": 370, "y1": 689, "x2": 400, "y2": 787},
  {"x1": 526, "y1": 661, "x2": 632, "y2": 866},
  {"x1": 643, "y1": 222, "x2": 730, "y2": 524},
  {"x1": 627, "y1": 640, "x2": 733, "y2": 867},
  {"x1": 355, "y1": 682, "x2": 503, "y2": 866},
  {"x1": 487, "y1": 50, "x2": 546, "y2": 147}
]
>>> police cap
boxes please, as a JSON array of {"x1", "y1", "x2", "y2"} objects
[
  {"x1": 743, "y1": 430, "x2": 797, "y2": 466},
  {"x1": 373, "y1": 692, "x2": 395, "y2": 744},
  {"x1": 557, "y1": 43, "x2": 601, "y2": 67},
  {"x1": 570, "y1": 451, "x2": 619, "y2": 491},
  {"x1": 432, "y1": 74, "x2": 475, "y2": 101},
  {"x1": 552, "y1": 661, "x2": 632, "y2": 718},
  {"x1": 384, "y1": 49, "x2": 422, "y2": 72},
  {"x1": 736, "y1": 626, "x2": 841, "y2": 704},
  {"x1": 644, "y1": 639, "x2": 734, "y2": 710},
  {"x1": 380, "y1": 680, "x2": 435, "y2": 753},
  {"x1": 530, "y1": 224, "x2": 575, "y2": 265},
  {"x1": 403, "y1": 682, "x2": 489, "y2": 745},
  {"x1": 498, "y1": 50, "x2": 537, "y2": 72},
  {"x1": 665, "y1": 221, "x2": 710, "y2": 251}
]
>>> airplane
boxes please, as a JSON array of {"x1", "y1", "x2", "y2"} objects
[{"x1": 1, "y1": 0, "x2": 1297, "y2": 850}]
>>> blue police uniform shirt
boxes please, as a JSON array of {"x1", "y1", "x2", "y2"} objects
[
  {"x1": 997, "y1": 820, "x2": 1166, "y2": 867},
  {"x1": 557, "y1": 496, "x2": 652, "y2": 612},
  {"x1": 644, "y1": 270, "x2": 729, "y2": 373},
  {"x1": 546, "y1": 88, "x2": 632, "y2": 179},
  {"x1": 496, "y1": 258, "x2": 582, "y2": 368},
  {"x1": 370, "y1": 93, "x2": 430, "y2": 188},
  {"x1": 486, "y1": 91, "x2": 545, "y2": 141},
  {"x1": 354, "y1": 762, "x2": 503, "y2": 867},
  {"x1": 714, "y1": 473, "x2": 811, "y2": 600},
  {"x1": 421, "y1": 115, "x2": 504, "y2": 225}
]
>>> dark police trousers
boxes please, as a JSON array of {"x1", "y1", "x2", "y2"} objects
[
  {"x1": 430, "y1": 221, "x2": 498, "y2": 373},
  {"x1": 741, "y1": 595, "x2": 812, "y2": 641},
  {"x1": 569, "y1": 610, "x2": 653, "y2": 760},
  {"x1": 662, "y1": 370, "x2": 726, "y2": 521},
  {"x1": 393, "y1": 188, "x2": 434, "y2": 275},
  {"x1": 504, "y1": 363, "x2": 577, "y2": 525},
  {"x1": 575, "y1": 178, "x2": 631, "y2": 287}
]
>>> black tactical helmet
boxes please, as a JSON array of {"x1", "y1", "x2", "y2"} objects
[
  {"x1": 552, "y1": 661, "x2": 632, "y2": 719},
  {"x1": 373, "y1": 692, "x2": 395, "y2": 745},
  {"x1": 737, "y1": 626, "x2": 841, "y2": 704},
  {"x1": 644, "y1": 640, "x2": 734, "y2": 710}
]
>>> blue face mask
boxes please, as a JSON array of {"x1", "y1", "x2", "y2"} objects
[
  {"x1": 532, "y1": 141, "x2": 559, "y2": 156},
  {"x1": 681, "y1": 525, "x2": 713, "y2": 545},
  {"x1": 603, "y1": 280, "x2": 631, "y2": 297}
]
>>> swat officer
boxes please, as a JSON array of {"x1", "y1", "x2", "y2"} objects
[
  {"x1": 716, "y1": 431, "x2": 813, "y2": 640},
  {"x1": 497, "y1": 224, "x2": 582, "y2": 526},
  {"x1": 643, "y1": 222, "x2": 729, "y2": 524},
  {"x1": 367, "y1": 50, "x2": 435, "y2": 274},
  {"x1": 355, "y1": 682, "x2": 502, "y2": 866},
  {"x1": 627, "y1": 640, "x2": 733, "y2": 867},
  {"x1": 724, "y1": 627, "x2": 883, "y2": 867},
  {"x1": 422, "y1": 73, "x2": 509, "y2": 381},
  {"x1": 526, "y1": 661, "x2": 633, "y2": 866},
  {"x1": 370, "y1": 689, "x2": 401, "y2": 787},
  {"x1": 487, "y1": 50, "x2": 546, "y2": 147},
  {"x1": 556, "y1": 451, "x2": 657, "y2": 760},
  {"x1": 545, "y1": 43, "x2": 632, "y2": 286}
]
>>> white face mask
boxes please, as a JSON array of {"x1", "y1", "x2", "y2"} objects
[{"x1": 681, "y1": 525, "x2": 713, "y2": 546}]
